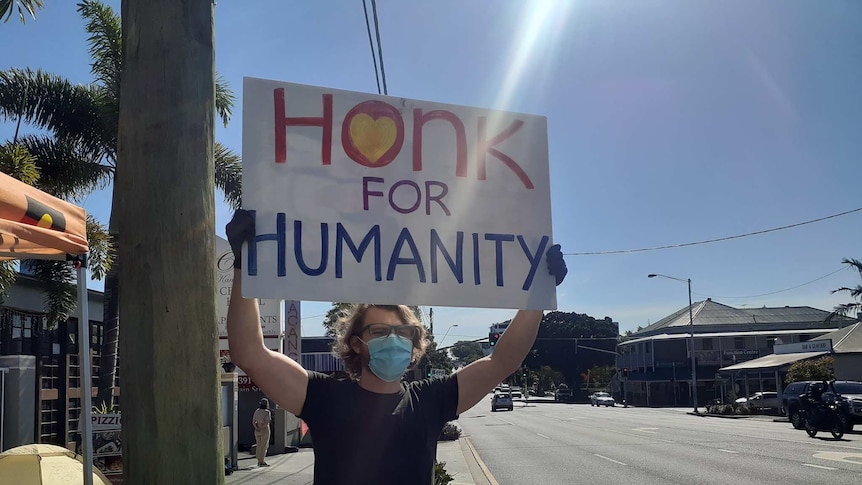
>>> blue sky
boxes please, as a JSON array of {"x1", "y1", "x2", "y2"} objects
[{"x1": 3, "y1": 1, "x2": 861, "y2": 342}]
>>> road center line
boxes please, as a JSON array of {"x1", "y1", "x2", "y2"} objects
[
  {"x1": 717, "y1": 449, "x2": 738, "y2": 454},
  {"x1": 802, "y1": 463, "x2": 836, "y2": 470},
  {"x1": 594, "y1": 454, "x2": 628, "y2": 466},
  {"x1": 536, "y1": 433, "x2": 550, "y2": 439}
]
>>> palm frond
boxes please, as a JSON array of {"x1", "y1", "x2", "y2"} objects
[
  {"x1": 27, "y1": 259, "x2": 77, "y2": 329},
  {"x1": 214, "y1": 142, "x2": 241, "y2": 209},
  {"x1": 0, "y1": 0, "x2": 43, "y2": 23},
  {"x1": 85, "y1": 215, "x2": 112, "y2": 280},
  {"x1": 0, "y1": 261, "x2": 17, "y2": 304},
  {"x1": 0, "y1": 68, "x2": 107, "y2": 154},
  {"x1": 77, "y1": 0, "x2": 122, "y2": 100},
  {"x1": 18, "y1": 134, "x2": 112, "y2": 200},
  {"x1": 841, "y1": 258, "x2": 862, "y2": 278},
  {"x1": 831, "y1": 302, "x2": 862, "y2": 318},
  {"x1": 0, "y1": 142, "x2": 40, "y2": 184},
  {"x1": 215, "y1": 75, "x2": 234, "y2": 127}
]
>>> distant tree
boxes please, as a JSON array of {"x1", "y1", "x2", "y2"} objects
[
  {"x1": 785, "y1": 356, "x2": 834, "y2": 384},
  {"x1": 322, "y1": 302, "x2": 353, "y2": 338},
  {"x1": 532, "y1": 365, "x2": 564, "y2": 393},
  {"x1": 416, "y1": 331, "x2": 454, "y2": 379},
  {"x1": 450, "y1": 340, "x2": 485, "y2": 365},
  {"x1": 524, "y1": 311, "x2": 618, "y2": 390},
  {"x1": 583, "y1": 365, "x2": 615, "y2": 390},
  {"x1": 0, "y1": 0, "x2": 43, "y2": 23},
  {"x1": 830, "y1": 258, "x2": 862, "y2": 319}
]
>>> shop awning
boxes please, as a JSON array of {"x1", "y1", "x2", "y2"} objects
[{"x1": 720, "y1": 351, "x2": 828, "y2": 371}]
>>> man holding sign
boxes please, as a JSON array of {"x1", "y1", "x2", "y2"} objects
[
  {"x1": 229, "y1": 79, "x2": 565, "y2": 484},
  {"x1": 226, "y1": 211, "x2": 566, "y2": 484}
]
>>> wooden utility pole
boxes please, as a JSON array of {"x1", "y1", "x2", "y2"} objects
[{"x1": 117, "y1": 0, "x2": 222, "y2": 483}]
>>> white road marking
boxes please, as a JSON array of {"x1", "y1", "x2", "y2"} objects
[
  {"x1": 717, "y1": 449, "x2": 738, "y2": 454},
  {"x1": 594, "y1": 454, "x2": 628, "y2": 466},
  {"x1": 536, "y1": 433, "x2": 550, "y2": 439},
  {"x1": 813, "y1": 451, "x2": 862, "y2": 465},
  {"x1": 802, "y1": 463, "x2": 837, "y2": 470},
  {"x1": 632, "y1": 427, "x2": 659, "y2": 433},
  {"x1": 496, "y1": 417, "x2": 516, "y2": 426}
]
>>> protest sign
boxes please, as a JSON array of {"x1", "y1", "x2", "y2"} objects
[{"x1": 241, "y1": 78, "x2": 556, "y2": 309}]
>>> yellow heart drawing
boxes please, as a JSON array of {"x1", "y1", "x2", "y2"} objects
[{"x1": 348, "y1": 113, "x2": 397, "y2": 164}]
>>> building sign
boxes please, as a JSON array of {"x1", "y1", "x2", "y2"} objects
[
  {"x1": 87, "y1": 413, "x2": 123, "y2": 483},
  {"x1": 216, "y1": 236, "x2": 283, "y2": 338},
  {"x1": 722, "y1": 349, "x2": 759, "y2": 361},
  {"x1": 285, "y1": 300, "x2": 301, "y2": 362},
  {"x1": 240, "y1": 78, "x2": 556, "y2": 310},
  {"x1": 774, "y1": 339, "x2": 832, "y2": 355}
]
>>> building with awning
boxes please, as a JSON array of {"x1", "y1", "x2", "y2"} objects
[
  {"x1": 617, "y1": 299, "x2": 857, "y2": 407},
  {"x1": 720, "y1": 321, "x2": 862, "y2": 395}
]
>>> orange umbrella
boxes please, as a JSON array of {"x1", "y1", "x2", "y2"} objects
[{"x1": 0, "y1": 444, "x2": 111, "y2": 485}]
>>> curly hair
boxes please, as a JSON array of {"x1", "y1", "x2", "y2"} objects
[{"x1": 332, "y1": 304, "x2": 428, "y2": 378}]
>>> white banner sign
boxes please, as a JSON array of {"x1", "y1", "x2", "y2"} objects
[
  {"x1": 774, "y1": 339, "x2": 833, "y2": 355},
  {"x1": 241, "y1": 78, "x2": 556, "y2": 309},
  {"x1": 216, "y1": 235, "x2": 283, "y2": 338}
]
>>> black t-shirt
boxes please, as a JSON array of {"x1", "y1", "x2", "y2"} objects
[{"x1": 298, "y1": 371, "x2": 460, "y2": 485}]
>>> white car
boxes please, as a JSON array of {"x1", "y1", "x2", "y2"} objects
[
  {"x1": 735, "y1": 392, "x2": 780, "y2": 410},
  {"x1": 590, "y1": 392, "x2": 615, "y2": 407}
]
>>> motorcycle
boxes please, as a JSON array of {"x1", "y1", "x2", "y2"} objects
[{"x1": 798, "y1": 394, "x2": 847, "y2": 439}]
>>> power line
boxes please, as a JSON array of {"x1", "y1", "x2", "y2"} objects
[
  {"x1": 370, "y1": 0, "x2": 389, "y2": 95},
  {"x1": 694, "y1": 266, "x2": 850, "y2": 300},
  {"x1": 361, "y1": 0, "x2": 381, "y2": 94},
  {"x1": 564, "y1": 206, "x2": 862, "y2": 256}
]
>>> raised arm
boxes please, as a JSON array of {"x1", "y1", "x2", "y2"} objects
[
  {"x1": 226, "y1": 211, "x2": 308, "y2": 416},
  {"x1": 454, "y1": 244, "x2": 567, "y2": 414}
]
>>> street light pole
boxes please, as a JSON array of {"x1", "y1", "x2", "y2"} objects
[
  {"x1": 438, "y1": 324, "x2": 458, "y2": 347},
  {"x1": 648, "y1": 273, "x2": 699, "y2": 413}
]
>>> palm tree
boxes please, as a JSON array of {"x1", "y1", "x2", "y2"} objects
[
  {"x1": 0, "y1": 0, "x2": 241, "y2": 408},
  {"x1": 832, "y1": 258, "x2": 862, "y2": 318},
  {"x1": 0, "y1": 0, "x2": 43, "y2": 23}
]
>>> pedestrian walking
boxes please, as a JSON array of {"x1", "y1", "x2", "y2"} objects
[{"x1": 252, "y1": 398, "x2": 272, "y2": 467}]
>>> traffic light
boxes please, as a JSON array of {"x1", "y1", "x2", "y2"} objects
[
  {"x1": 489, "y1": 332, "x2": 500, "y2": 347},
  {"x1": 622, "y1": 367, "x2": 629, "y2": 378}
]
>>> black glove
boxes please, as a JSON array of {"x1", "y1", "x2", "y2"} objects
[
  {"x1": 226, "y1": 210, "x2": 255, "y2": 269},
  {"x1": 546, "y1": 244, "x2": 567, "y2": 286}
]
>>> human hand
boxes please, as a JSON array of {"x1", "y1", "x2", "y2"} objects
[
  {"x1": 226, "y1": 210, "x2": 255, "y2": 269},
  {"x1": 546, "y1": 244, "x2": 567, "y2": 286}
]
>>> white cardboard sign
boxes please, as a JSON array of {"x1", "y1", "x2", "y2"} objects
[{"x1": 241, "y1": 78, "x2": 556, "y2": 309}]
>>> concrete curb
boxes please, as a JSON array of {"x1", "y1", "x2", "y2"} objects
[{"x1": 461, "y1": 437, "x2": 497, "y2": 485}]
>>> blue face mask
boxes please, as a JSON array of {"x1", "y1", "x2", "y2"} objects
[{"x1": 364, "y1": 334, "x2": 414, "y2": 382}]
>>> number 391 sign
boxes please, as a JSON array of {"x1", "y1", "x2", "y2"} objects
[{"x1": 241, "y1": 78, "x2": 556, "y2": 310}]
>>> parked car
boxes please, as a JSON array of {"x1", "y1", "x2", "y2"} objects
[
  {"x1": 735, "y1": 391, "x2": 780, "y2": 410},
  {"x1": 590, "y1": 392, "x2": 615, "y2": 407},
  {"x1": 783, "y1": 380, "x2": 862, "y2": 430},
  {"x1": 492, "y1": 392, "x2": 514, "y2": 412},
  {"x1": 554, "y1": 388, "x2": 574, "y2": 402},
  {"x1": 830, "y1": 381, "x2": 862, "y2": 429}
]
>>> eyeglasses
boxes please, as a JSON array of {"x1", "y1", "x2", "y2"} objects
[{"x1": 359, "y1": 324, "x2": 419, "y2": 340}]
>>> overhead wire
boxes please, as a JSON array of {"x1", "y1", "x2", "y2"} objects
[
  {"x1": 693, "y1": 266, "x2": 850, "y2": 300},
  {"x1": 370, "y1": 0, "x2": 389, "y2": 95},
  {"x1": 564, "y1": 206, "x2": 862, "y2": 256},
  {"x1": 361, "y1": 0, "x2": 382, "y2": 94}
]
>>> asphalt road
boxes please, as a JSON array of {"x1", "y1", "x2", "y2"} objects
[{"x1": 459, "y1": 398, "x2": 862, "y2": 485}]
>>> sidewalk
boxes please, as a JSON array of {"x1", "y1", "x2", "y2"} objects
[{"x1": 225, "y1": 438, "x2": 491, "y2": 485}]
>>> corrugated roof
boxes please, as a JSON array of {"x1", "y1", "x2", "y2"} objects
[
  {"x1": 720, "y1": 351, "x2": 829, "y2": 371},
  {"x1": 635, "y1": 300, "x2": 855, "y2": 336},
  {"x1": 813, "y1": 322, "x2": 862, "y2": 353}
]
